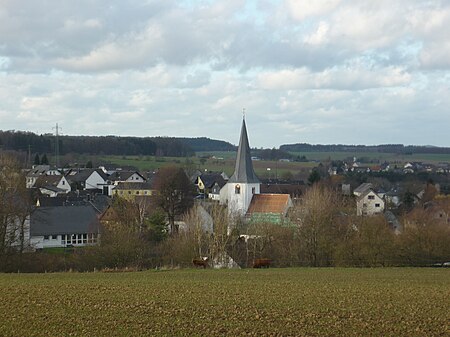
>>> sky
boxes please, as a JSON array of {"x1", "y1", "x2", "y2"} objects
[{"x1": 0, "y1": 0, "x2": 449, "y2": 148}]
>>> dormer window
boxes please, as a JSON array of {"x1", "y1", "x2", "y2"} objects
[{"x1": 235, "y1": 184, "x2": 241, "y2": 194}]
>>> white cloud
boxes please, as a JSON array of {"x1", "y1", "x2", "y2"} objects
[
  {"x1": 0, "y1": 0, "x2": 449, "y2": 147},
  {"x1": 286, "y1": 0, "x2": 342, "y2": 21},
  {"x1": 256, "y1": 66, "x2": 411, "y2": 90}
]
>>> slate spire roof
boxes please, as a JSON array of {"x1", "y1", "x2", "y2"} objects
[{"x1": 228, "y1": 118, "x2": 260, "y2": 184}]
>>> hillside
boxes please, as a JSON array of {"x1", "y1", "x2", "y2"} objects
[
  {"x1": 0, "y1": 130, "x2": 235, "y2": 157},
  {"x1": 280, "y1": 143, "x2": 450, "y2": 155},
  {"x1": 177, "y1": 137, "x2": 236, "y2": 152}
]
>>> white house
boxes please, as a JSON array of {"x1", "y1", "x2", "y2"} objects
[
  {"x1": 108, "y1": 171, "x2": 146, "y2": 185},
  {"x1": 30, "y1": 205, "x2": 100, "y2": 249},
  {"x1": 356, "y1": 189, "x2": 385, "y2": 216},
  {"x1": 66, "y1": 169, "x2": 110, "y2": 192},
  {"x1": 34, "y1": 175, "x2": 71, "y2": 197}
]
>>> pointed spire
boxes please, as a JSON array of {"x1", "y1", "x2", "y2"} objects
[{"x1": 229, "y1": 118, "x2": 260, "y2": 184}]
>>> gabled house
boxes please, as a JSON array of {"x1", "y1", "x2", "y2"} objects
[
  {"x1": 195, "y1": 173, "x2": 227, "y2": 200},
  {"x1": 26, "y1": 165, "x2": 51, "y2": 188},
  {"x1": 108, "y1": 170, "x2": 146, "y2": 185},
  {"x1": 65, "y1": 169, "x2": 109, "y2": 193},
  {"x1": 356, "y1": 189, "x2": 385, "y2": 216},
  {"x1": 34, "y1": 175, "x2": 71, "y2": 197},
  {"x1": 30, "y1": 205, "x2": 100, "y2": 249}
]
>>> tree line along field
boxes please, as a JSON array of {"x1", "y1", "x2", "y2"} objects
[
  {"x1": 52, "y1": 149, "x2": 450, "y2": 181},
  {"x1": 95, "y1": 154, "x2": 316, "y2": 178},
  {"x1": 0, "y1": 268, "x2": 448, "y2": 336},
  {"x1": 93, "y1": 151, "x2": 450, "y2": 176}
]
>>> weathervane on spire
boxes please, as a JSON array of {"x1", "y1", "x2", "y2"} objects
[{"x1": 242, "y1": 108, "x2": 246, "y2": 120}]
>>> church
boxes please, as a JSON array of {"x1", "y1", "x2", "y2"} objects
[{"x1": 220, "y1": 118, "x2": 293, "y2": 222}]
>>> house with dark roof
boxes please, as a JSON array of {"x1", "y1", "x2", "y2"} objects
[
  {"x1": 195, "y1": 173, "x2": 227, "y2": 200},
  {"x1": 26, "y1": 165, "x2": 51, "y2": 188},
  {"x1": 260, "y1": 182, "x2": 305, "y2": 199},
  {"x1": 353, "y1": 183, "x2": 373, "y2": 197},
  {"x1": 356, "y1": 189, "x2": 385, "y2": 216},
  {"x1": 65, "y1": 168, "x2": 110, "y2": 194},
  {"x1": 108, "y1": 170, "x2": 146, "y2": 185},
  {"x1": 30, "y1": 205, "x2": 100, "y2": 249},
  {"x1": 34, "y1": 174, "x2": 71, "y2": 196}
]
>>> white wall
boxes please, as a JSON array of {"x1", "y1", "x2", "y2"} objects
[
  {"x1": 227, "y1": 182, "x2": 260, "y2": 216},
  {"x1": 357, "y1": 191, "x2": 385, "y2": 216},
  {"x1": 85, "y1": 171, "x2": 106, "y2": 190}
]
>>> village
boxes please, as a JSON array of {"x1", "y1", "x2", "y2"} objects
[{"x1": 0, "y1": 119, "x2": 449, "y2": 272}]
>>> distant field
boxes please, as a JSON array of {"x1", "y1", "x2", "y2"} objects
[
  {"x1": 91, "y1": 150, "x2": 450, "y2": 178},
  {"x1": 288, "y1": 151, "x2": 450, "y2": 164},
  {"x1": 0, "y1": 268, "x2": 448, "y2": 336},
  {"x1": 97, "y1": 155, "x2": 314, "y2": 178}
]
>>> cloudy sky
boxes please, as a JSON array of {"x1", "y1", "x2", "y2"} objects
[{"x1": 1, "y1": 0, "x2": 449, "y2": 148}]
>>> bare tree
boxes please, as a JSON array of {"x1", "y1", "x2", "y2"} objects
[
  {"x1": 0, "y1": 153, "x2": 31, "y2": 268},
  {"x1": 154, "y1": 167, "x2": 194, "y2": 234},
  {"x1": 290, "y1": 184, "x2": 342, "y2": 266}
]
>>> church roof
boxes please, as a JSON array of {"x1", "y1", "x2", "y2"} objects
[
  {"x1": 228, "y1": 119, "x2": 260, "y2": 184},
  {"x1": 246, "y1": 194, "x2": 291, "y2": 215}
]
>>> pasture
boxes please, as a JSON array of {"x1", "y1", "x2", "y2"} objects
[{"x1": 0, "y1": 268, "x2": 449, "y2": 336}]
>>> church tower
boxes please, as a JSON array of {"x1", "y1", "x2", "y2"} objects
[{"x1": 227, "y1": 117, "x2": 260, "y2": 216}]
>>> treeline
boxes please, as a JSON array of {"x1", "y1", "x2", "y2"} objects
[
  {"x1": 0, "y1": 131, "x2": 238, "y2": 157},
  {"x1": 253, "y1": 148, "x2": 293, "y2": 161},
  {"x1": 0, "y1": 131, "x2": 193, "y2": 157},
  {"x1": 280, "y1": 143, "x2": 450, "y2": 154},
  {"x1": 177, "y1": 137, "x2": 235, "y2": 152}
]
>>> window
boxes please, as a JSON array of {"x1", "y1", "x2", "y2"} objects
[
  {"x1": 44, "y1": 235, "x2": 49, "y2": 240},
  {"x1": 136, "y1": 191, "x2": 140, "y2": 195},
  {"x1": 368, "y1": 195, "x2": 375, "y2": 200},
  {"x1": 235, "y1": 184, "x2": 241, "y2": 194},
  {"x1": 62, "y1": 180, "x2": 65, "y2": 185},
  {"x1": 375, "y1": 203, "x2": 380, "y2": 208},
  {"x1": 252, "y1": 187, "x2": 256, "y2": 194},
  {"x1": 51, "y1": 235, "x2": 57, "y2": 240}
]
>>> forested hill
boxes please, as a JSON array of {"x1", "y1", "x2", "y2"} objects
[
  {"x1": 280, "y1": 143, "x2": 450, "y2": 154},
  {"x1": 177, "y1": 137, "x2": 235, "y2": 152},
  {"x1": 0, "y1": 131, "x2": 234, "y2": 156}
]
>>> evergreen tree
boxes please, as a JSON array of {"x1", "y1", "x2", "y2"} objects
[
  {"x1": 41, "y1": 154, "x2": 49, "y2": 165},
  {"x1": 308, "y1": 168, "x2": 321, "y2": 185},
  {"x1": 33, "y1": 154, "x2": 40, "y2": 165}
]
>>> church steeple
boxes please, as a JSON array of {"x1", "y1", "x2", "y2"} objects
[
  {"x1": 229, "y1": 117, "x2": 260, "y2": 184},
  {"x1": 224, "y1": 116, "x2": 261, "y2": 218}
]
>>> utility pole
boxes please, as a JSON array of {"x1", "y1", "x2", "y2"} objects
[
  {"x1": 52, "y1": 123, "x2": 61, "y2": 169},
  {"x1": 27, "y1": 144, "x2": 31, "y2": 168}
]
